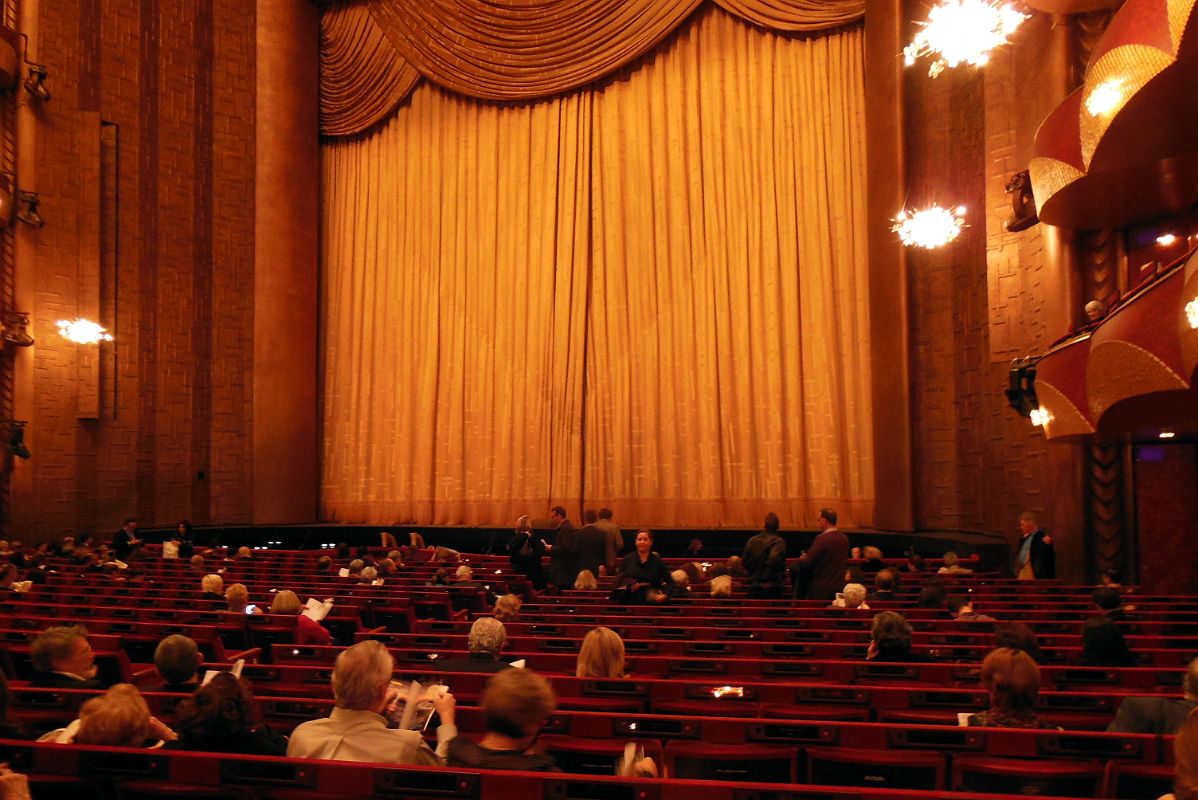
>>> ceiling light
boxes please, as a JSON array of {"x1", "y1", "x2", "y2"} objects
[
  {"x1": 1186, "y1": 298, "x2": 1198, "y2": 330},
  {"x1": 892, "y1": 205, "x2": 967, "y2": 249},
  {"x1": 1159, "y1": 430, "x2": 1175, "y2": 439},
  {"x1": 903, "y1": 0, "x2": 1027, "y2": 78},
  {"x1": 1029, "y1": 407, "x2": 1052, "y2": 427},
  {"x1": 56, "y1": 318, "x2": 113, "y2": 344},
  {"x1": 1156, "y1": 233, "x2": 1178, "y2": 246}
]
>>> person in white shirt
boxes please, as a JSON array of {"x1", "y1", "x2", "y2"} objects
[{"x1": 287, "y1": 640, "x2": 457, "y2": 765}]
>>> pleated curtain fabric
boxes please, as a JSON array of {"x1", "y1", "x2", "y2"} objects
[{"x1": 320, "y1": 6, "x2": 873, "y2": 528}]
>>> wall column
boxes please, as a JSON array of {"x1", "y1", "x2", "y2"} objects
[
  {"x1": 253, "y1": 0, "x2": 319, "y2": 522},
  {"x1": 865, "y1": 0, "x2": 914, "y2": 531}
]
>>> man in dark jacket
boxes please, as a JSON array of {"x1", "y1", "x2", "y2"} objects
[
  {"x1": 30, "y1": 625, "x2": 106, "y2": 689},
  {"x1": 797, "y1": 508, "x2": 849, "y2": 601},
  {"x1": 547, "y1": 506, "x2": 578, "y2": 588},
  {"x1": 574, "y1": 510, "x2": 609, "y2": 581},
  {"x1": 742, "y1": 512, "x2": 787, "y2": 597},
  {"x1": 1015, "y1": 511, "x2": 1055, "y2": 579}
]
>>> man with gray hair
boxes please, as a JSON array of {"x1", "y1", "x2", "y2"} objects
[
  {"x1": 436, "y1": 617, "x2": 510, "y2": 674},
  {"x1": 30, "y1": 625, "x2": 104, "y2": 688},
  {"x1": 288, "y1": 640, "x2": 457, "y2": 764},
  {"x1": 1107, "y1": 657, "x2": 1198, "y2": 734}
]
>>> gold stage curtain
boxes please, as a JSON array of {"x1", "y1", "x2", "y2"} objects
[
  {"x1": 320, "y1": 0, "x2": 864, "y2": 133},
  {"x1": 320, "y1": 1, "x2": 421, "y2": 136},
  {"x1": 321, "y1": 7, "x2": 873, "y2": 528}
]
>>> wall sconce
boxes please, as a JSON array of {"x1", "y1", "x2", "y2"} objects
[
  {"x1": 15, "y1": 191, "x2": 41, "y2": 227},
  {"x1": 7, "y1": 421, "x2": 29, "y2": 460},
  {"x1": 1004, "y1": 355, "x2": 1040, "y2": 418},
  {"x1": 57, "y1": 318, "x2": 112, "y2": 344},
  {"x1": 18, "y1": 34, "x2": 48, "y2": 102},
  {"x1": 1, "y1": 311, "x2": 32, "y2": 347},
  {"x1": 1004, "y1": 169, "x2": 1039, "y2": 232}
]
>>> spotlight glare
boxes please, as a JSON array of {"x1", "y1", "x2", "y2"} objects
[
  {"x1": 1156, "y1": 233, "x2": 1178, "y2": 246},
  {"x1": 903, "y1": 0, "x2": 1027, "y2": 78},
  {"x1": 892, "y1": 205, "x2": 967, "y2": 249},
  {"x1": 1186, "y1": 298, "x2": 1198, "y2": 330},
  {"x1": 1029, "y1": 407, "x2": 1052, "y2": 427},
  {"x1": 1159, "y1": 429, "x2": 1176, "y2": 439},
  {"x1": 57, "y1": 318, "x2": 113, "y2": 344}
]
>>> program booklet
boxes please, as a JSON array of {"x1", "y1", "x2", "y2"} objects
[
  {"x1": 302, "y1": 598, "x2": 334, "y2": 621},
  {"x1": 201, "y1": 658, "x2": 245, "y2": 687},
  {"x1": 387, "y1": 680, "x2": 448, "y2": 731}
]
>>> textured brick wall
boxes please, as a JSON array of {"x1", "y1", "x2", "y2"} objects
[
  {"x1": 8, "y1": 0, "x2": 256, "y2": 540},
  {"x1": 902, "y1": 13, "x2": 1071, "y2": 558}
]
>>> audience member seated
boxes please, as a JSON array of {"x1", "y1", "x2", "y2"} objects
[
  {"x1": 346, "y1": 559, "x2": 364, "y2": 577},
  {"x1": 187, "y1": 554, "x2": 206, "y2": 575},
  {"x1": 709, "y1": 574, "x2": 732, "y2": 597},
  {"x1": 867, "y1": 611, "x2": 927, "y2": 662},
  {"x1": 873, "y1": 568, "x2": 899, "y2": 601},
  {"x1": 40, "y1": 684, "x2": 177, "y2": 747},
  {"x1": 453, "y1": 565, "x2": 480, "y2": 590},
  {"x1": 436, "y1": 618, "x2": 510, "y2": 674},
  {"x1": 1093, "y1": 586, "x2": 1133, "y2": 619},
  {"x1": 147, "y1": 635, "x2": 202, "y2": 692},
  {"x1": 360, "y1": 566, "x2": 381, "y2": 584},
  {"x1": 168, "y1": 672, "x2": 287, "y2": 756},
  {"x1": 948, "y1": 595, "x2": 996, "y2": 623},
  {"x1": 1108, "y1": 657, "x2": 1198, "y2": 735},
  {"x1": 225, "y1": 583, "x2": 262, "y2": 615},
  {"x1": 938, "y1": 551, "x2": 973, "y2": 575},
  {"x1": 493, "y1": 594, "x2": 522, "y2": 622},
  {"x1": 447, "y1": 668, "x2": 560, "y2": 771},
  {"x1": 234, "y1": 546, "x2": 254, "y2": 561},
  {"x1": 1080, "y1": 616, "x2": 1136, "y2": 666},
  {"x1": 200, "y1": 573, "x2": 224, "y2": 601},
  {"x1": 670, "y1": 570, "x2": 690, "y2": 594},
  {"x1": 916, "y1": 579, "x2": 946, "y2": 609},
  {"x1": 844, "y1": 565, "x2": 867, "y2": 586},
  {"x1": 611, "y1": 530, "x2": 672, "y2": 604},
  {"x1": 966, "y1": 648, "x2": 1055, "y2": 729},
  {"x1": 831, "y1": 583, "x2": 869, "y2": 610},
  {"x1": 860, "y1": 546, "x2": 886, "y2": 573},
  {"x1": 994, "y1": 622, "x2": 1045, "y2": 663},
  {"x1": 1100, "y1": 567, "x2": 1126, "y2": 591},
  {"x1": 287, "y1": 640, "x2": 456, "y2": 764},
  {"x1": 0, "y1": 765, "x2": 30, "y2": 800},
  {"x1": 577, "y1": 627, "x2": 625, "y2": 678},
  {"x1": 30, "y1": 625, "x2": 105, "y2": 689},
  {"x1": 573, "y1": 570, "x2": 598, "y2": 591},
  {"x1": 0, "y1": 564, "x2": 20, "y2": 592},
  {"x1": 1162, "y1": 707, "x2": 1198, "y2": 800},
  {"x1": 270, "y1": 590, "x2": 333, "y2": 645},
  {"x1": 435, "y1": 546, "x2": 460, "y2": 565},
  {"x1": 900, "y1": 552, "x2": 926, "y2": 573}
]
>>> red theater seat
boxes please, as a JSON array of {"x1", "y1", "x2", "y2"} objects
[
  {"x1": 664, "y1": 740, "x2": 798, "y2": 783},
  {"x1": 807, "y1": 746, "x2": 946, "y2": 790},
  {"x1": 952, "y1": 755, "x2": 1105, "y2": 797}
]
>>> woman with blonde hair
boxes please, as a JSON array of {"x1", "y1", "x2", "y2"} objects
[
  {"x1": 576, "y1": 627, "x2": 625, "y2": 678},
  {"x1": 225, "y1": 583, "x2": 261, "y2": 615},
  {"x1": 573, "y1": 570, "x2": 598, "y2": 591},
  {"x1": 270, "y1": 589, "x2": 332, "y2": 645},
  {"x1": 710, "y1": 574, "x2": 733, "y2": 597},
  {"x1": 40, "y1": 684, "x2": 176, "y2": 746},
  {"x1": 493, "y1": 593, "x2": 523, "y2": 622}
]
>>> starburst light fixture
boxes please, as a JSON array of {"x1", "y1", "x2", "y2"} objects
[
  {"x1": 1029, "y1": 407, "x2": 1052, "y2": 427},
  {"x1": 904, "y1": 0, "x2": 1028, "y2": 78},
  {"x1": 56, "y1": 318, "x2": 113, "y2": 344},
  {"x1": 892, "y1": 205, "x2": 967, "y2": 249}
]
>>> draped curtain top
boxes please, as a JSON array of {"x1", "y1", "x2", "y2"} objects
[{"x1": 321, "y1": 0, "x2": 865, "y2": 135}]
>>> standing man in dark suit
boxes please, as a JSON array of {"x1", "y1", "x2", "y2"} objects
[
  {"x1": 742, "y1": 512, "x2": 787, "y2": 597},
  {"x1": 797, "y1": 508, "x2": 849, "y2": 601},
  {"x1": 574, "y1": 510, "x2": 609, "y2": 581},
  {"x1": 1015, "y1": 511, "x2": 1055, "y2": 579},
  {"x1": 594, "y1": 508, "x2": 623, "y2": 574},
  {"x1": 112, "y1": 517, "x2": 143, "y2": 561},
  {"x1": 546, "y1": 506, "x2": 578, "y2": 588}
]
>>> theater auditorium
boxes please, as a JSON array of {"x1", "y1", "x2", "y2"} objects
[{"x1": 0, "y1": 0, "x2": 1194, "y2": 796}]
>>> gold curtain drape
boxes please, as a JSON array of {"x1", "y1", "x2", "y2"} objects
[
  {"x1": 321, "y1": 7, "x2": 874, "y2": 528},
  {"x1": 320, "y1": 2, "x2": 422, "y2": 137},
  {"x1": 320, "y1": 0, "x2": 864, "y2": 135}
]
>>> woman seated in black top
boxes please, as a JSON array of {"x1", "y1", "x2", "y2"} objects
[
  {"x1": 167, "y1": 672, "x2": 287, "y2": 756},
  {"x1": 867, "y1": 611, "x2": 930, "y2": 662},
  {"x1": 610, "y1": 530, "x2": 673, "y2": 604},
  {"x1": 447, "y1": 668, "x2": 559, "y2": 771}
]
